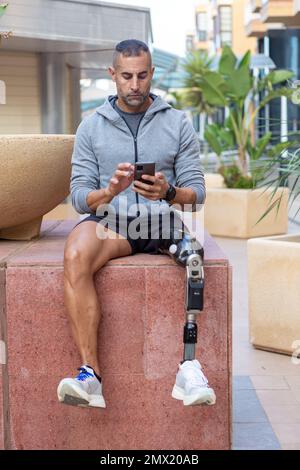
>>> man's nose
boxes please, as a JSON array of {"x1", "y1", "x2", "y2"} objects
[{"x1": 130, "y1": 77, "x2": 139, "y2": 91}]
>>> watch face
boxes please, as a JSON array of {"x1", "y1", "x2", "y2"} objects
[{"x1": 166, "y1": 185, "x2": 176, "y2": 201}]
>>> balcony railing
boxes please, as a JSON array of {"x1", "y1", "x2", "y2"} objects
[
  {"x1": 245, "y1": 2, "x2": 266, "y2": 37},
  {"x1": 260, "y1": 0, "x2": 299, "y2": 25},
  {"x1": 250, "y1": 0, "x2": 262, "y2": 13},
  {"x1": 245, "y1": 15, "x2": 268, "y2": 37}
]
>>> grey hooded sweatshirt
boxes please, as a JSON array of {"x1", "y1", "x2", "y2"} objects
[{"x1": 71, "y1": 95, "x2": 206, "y2": 216}]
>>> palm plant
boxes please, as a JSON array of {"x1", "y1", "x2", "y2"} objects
[
  {"x1": 182, "y1": 50, "x2": 216, "y2": 116},
  {"x1": 184, "y1": 45, "x2": 295, "y2": 188}
]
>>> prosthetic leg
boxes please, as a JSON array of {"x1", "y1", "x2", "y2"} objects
[
  {"x1": 160, "y1": 220, "x2": 216, "y2": 406},
  {"x1": 159, "y1": 226, "x2": 204, "y2": 362}
]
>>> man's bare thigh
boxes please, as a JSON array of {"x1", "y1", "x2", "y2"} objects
[{"x1": 65, "y1": 220, "x2": 133, "y2": 272}]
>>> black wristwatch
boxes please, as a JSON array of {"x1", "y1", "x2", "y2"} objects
[{"x1": 164, "y1": 184, "x2": 177, "y2": 202}]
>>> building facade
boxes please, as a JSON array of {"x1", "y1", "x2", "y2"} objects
[
  {"x1": 245, "y1": 0, "x2": 300, "y2": 135},
  {"x1": 189, "y1": 0, "x2": 257, "y2": 55},
  {"x1": 0, "y1": 0, "x2": 152, "y2": 134}
]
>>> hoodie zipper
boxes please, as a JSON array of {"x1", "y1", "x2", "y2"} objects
[{"x1": 122, "y1": 118, "x2": 144, "y2": 217}]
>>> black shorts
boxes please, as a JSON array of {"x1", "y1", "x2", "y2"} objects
[{"x1": 74, "y1": 212, "x2": 185, "y2": 255}]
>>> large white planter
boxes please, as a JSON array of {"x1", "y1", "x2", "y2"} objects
[
  {"x1": 44, "y1": 202, "x2": 80, "y2": 221},
  {"x1": 248, "y1": 234, "x2": 300, "y2": 355},
  {"x1": 0, "y1": 135, "x2": 74, "y2": 240},
  {"x1": 204, "y1": 187, "x2": 289, "y2": 238},
  {"x1": 204, "y1": 173, "x2": 225, "y2": 189}
]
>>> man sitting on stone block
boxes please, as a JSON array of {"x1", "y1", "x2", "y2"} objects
[{"x1": 57, "y1": 39, "x2": 216, "y2": 409}]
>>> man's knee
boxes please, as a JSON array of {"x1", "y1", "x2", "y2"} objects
[
  {"x1": 64, "y1": 244, "x2": 93, "y2": 284},
  {"x1": 64, "y1": 244, "x2": 83, "y2": 265}
]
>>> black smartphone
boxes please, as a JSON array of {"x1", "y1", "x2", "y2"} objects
[{"x1": 134, "y1": 162, "x2": 156, "y2": 185}]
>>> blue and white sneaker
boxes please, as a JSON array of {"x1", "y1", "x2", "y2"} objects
[
  {"x1": 57, "y1": 365, "x2": 106, "y2": 408},
  {"x1": 172, "y1": 359, "x2": 216, "y2": 406}
]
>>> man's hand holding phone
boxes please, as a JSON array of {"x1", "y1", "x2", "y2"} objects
[
  {"x1": 106, "y1": 162, "x2": 135, "y2": 197},
  {"x1": 132, "y1": 162, "x2": 169, "y2": 201},
  {"x1": 105, "y1": 162, "x2": 169, "y2": 201}
]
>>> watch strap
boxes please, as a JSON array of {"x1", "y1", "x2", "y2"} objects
[{"x1": 164, "y1": 184, "x2": 176, "y2": 202}]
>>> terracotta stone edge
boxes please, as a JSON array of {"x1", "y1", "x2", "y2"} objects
[
  {"x1": 0, "y1": 220, "x2": 61, "y2": 449},
  {"x1": 0, "y1": 220, "x2": 232, "y2": 449},
  {"x1": 228, "y1": 264, "x2": 233, "y2": 449},
  {"x1": 0, "y1": 269, "x2": 11, "y2": 449}
]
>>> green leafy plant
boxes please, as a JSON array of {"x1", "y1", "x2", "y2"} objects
[
  {"x1": 253, "y1": 143, "x2": 300, "y2": 222},
  {"x1": 184, "y1": 45, "x2": 295, "y2": 188},
  {"x1": 167, "y1": 90, "x2": 186, "y2": 110},
  {"x1": 0, "y1": 3, "x2": 7, "y2": 17},
  {"x1": 0, "y1": 4, "x2": 11, "y2": 43},
  {"x1": 219, "y1": 164, "x2": 254, "y2": 189}
]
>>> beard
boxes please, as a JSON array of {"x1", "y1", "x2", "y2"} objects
[{"x1": 121, "y1": 87, "x2": 151, "y2": 109}]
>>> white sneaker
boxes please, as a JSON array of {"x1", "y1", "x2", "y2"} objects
[
  {"x1": 172, "y1": 360, "x2": 216, "y2": 406},
  {"x1": 57, "y1": 365, "x2": 106, "y2": 408}
]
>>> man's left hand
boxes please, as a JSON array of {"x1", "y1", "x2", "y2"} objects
[{"x1": 132, "y1": 172, "x2": 169, "y2": 201}]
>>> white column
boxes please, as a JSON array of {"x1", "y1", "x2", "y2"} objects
[
  {"x1": 264, "y1": 36, "x2": 270, "y2": 134},
  {"x1": 281, "y1": 96, "x2": 288, "y2": 144},
  {"x1": 40, "y1": 53, "x2": 67, "y2": 134},
  {"x1": 0, "y1": 80, "x2": 5, "y2": 104}
]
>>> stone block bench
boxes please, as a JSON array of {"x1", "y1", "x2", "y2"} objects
[{"x1": 0, "y1": 220, "x2": 232, "y2": 450}]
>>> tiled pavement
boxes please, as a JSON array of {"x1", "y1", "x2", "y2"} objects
[
  {"x1": 233, "y1": 376, "x2": 281, "y2": 449},
  {"x1": 215, "y1": 217, "x2": 300, "y2": 450}
]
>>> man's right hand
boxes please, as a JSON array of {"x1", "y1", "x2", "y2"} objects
[{"x1": 105, "y1": 162, "x2": 135, "y2": 198}]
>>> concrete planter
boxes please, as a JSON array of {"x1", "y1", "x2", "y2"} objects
[
  {"x1": 0, "y1": 135, "x2": 74, "y2": 240},
  {"x1": 248, "y1": 234, "x2": 300, "y2": 355},
  {"x1": 44, "y1": 202, "x2": 80, "y2": 221},
  {"x1": 204, "y1": 173, "x2": 225, "y2": 189},
  {"x1": 204, "y1": 187, "x2": 289, "y2": 238}
]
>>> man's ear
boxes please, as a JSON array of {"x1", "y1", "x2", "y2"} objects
[
  {"x1": 150, "y1": 66, "x2": 155, "y2": 79},
  {"x1": 108, "y1": 66, "x2": 116, "y2": 82}
]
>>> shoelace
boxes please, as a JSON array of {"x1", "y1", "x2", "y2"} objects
[
  {"x1": 184, "y1": 367, "x2": 209, "y2": 388},
  {"x1": 76, "y1": 367, "x2": 94, "y2": 382}
]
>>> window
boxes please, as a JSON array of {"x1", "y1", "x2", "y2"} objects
[
  {"x1": 213, "y1": 15, "x2": 220, "y2": 50},
  {"x1": 196, "y1": 12, "x2": 207, "y2": 42},
  {"x1": 219, "y1": 5, "x2": 232, "y2": 47},
  {"x1": 198, "y1": 30, "x2": 207, "y2": 42},
  {"x1": 186, "y1": 36, "x2": 194, "y2": 52}
]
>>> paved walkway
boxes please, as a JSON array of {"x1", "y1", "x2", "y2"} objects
[{"x1": 215, "y1": 217, "x2": 300, "y2": 450}]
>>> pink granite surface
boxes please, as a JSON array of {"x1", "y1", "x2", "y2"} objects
[
  {"x1": 1, "y1": 220, "x2": 231, "y2": 450},
  {"x1": 5, "y1": 220, "x2": 227, "y2": 267},
  {"x1": 0, "y1": 220, "x2": 61, "y2": 267},
  {"x1": 0, "y1": 268, "x2": 5, "y2": 449}
]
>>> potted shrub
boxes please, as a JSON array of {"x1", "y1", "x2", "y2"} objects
[
  {"x1": 247, "y1": 139, "x2": 300, "y2": 355},
  {"x1": 184, "y1": 45, "x2": 295, "y2": 238}
]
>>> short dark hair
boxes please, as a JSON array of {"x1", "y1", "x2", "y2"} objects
[{"x1": 113, "y1": 39, "x2": 152, "y2": 67}]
